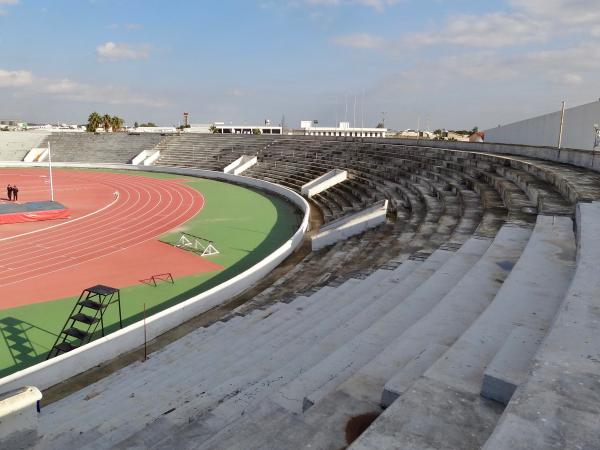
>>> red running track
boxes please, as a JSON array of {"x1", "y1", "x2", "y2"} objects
[{"x1": 0, "y1": 168, "x2": 222, "y2": 310}]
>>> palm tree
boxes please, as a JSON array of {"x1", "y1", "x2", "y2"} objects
[
  {"x1": 111, "y1": 116, "x2": 124, "y2": 132},
  {"x1": 209, "y1": 124, "x2": 219, "y2": 134},
  {"x1": 102, "y1": 114, "x2": 112, "y2": 132},
  {"x1": 87, "y1": 112, "x2": 102, "y2": 132}
]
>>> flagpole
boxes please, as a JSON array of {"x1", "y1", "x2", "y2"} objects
[{"x1": 48, "y1": 142, "x2": 55, "y2": 201}]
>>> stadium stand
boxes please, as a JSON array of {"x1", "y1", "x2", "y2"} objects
[
  {"x1": 154, "y1": 134, "x2": 278, "y2": 170},
  {"x1": 0, "y1": 132, "x2": 48, "y2": 161},
  {"x1": 10, "y1": 134, "x2": 597, "y2": 449},
  {"x1": 38, "y1": 132, "x2": 165, "y2": 163}
]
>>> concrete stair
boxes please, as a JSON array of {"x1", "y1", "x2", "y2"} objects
[{"x1": 349, "y1": 214, "x2": 576, "y2": 450}]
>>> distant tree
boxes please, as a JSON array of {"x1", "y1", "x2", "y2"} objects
[
  {"x1": 252, "y1": 128, "x2": 262, "y2": 135},
  {"x1": 111, "y1": 116, "x2": 124, "y2": 132},
  {"x1": 376, "y1": 122, "x2": 385, "y2": 129},
  {"x1": 134, "y1": 121, "x2": 139, "y2": 128},
  {"x1": 471, "y1": 126, "x2": 479, "y2": 134},
  {"x1": 102, "y1": 114, "x2": 112, "y2": 132},
  {"x1": 139, "y1": 122, "x2": 156, "y2": 127},
  {"x1": 209, "y1": 124, "x2": 219, "y2": 134},
  {"x1": 86, "y1": 112, "x2": 102, "y2": 132}
]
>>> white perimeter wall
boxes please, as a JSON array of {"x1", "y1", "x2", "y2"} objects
[
  {"x1": 485, "y1": 100, "x2": 600, "y2": 151},
  {"x1": 0, "y1": 386, "x2": 42, "y2": 448},
  {"x1": 0, "y1": 163, "x2": 309, "y2": 393},
  {"x1": 312, "y1": 199, "x2": 388, "y2": 250},
  {"x1": 301, "y1": 169, "x2": 347, "y2": 198}
]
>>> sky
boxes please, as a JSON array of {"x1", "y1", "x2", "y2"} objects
[{"x1": 1, "y1": 0, "x2": 599, "y2": 130}]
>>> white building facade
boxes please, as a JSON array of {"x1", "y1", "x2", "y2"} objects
[
  {"x1": 300, "y1": 121, "x2": 387, "y2": 138},
  {"x1": 212, "y1": 123, "x2": 282, "y2": 134}
]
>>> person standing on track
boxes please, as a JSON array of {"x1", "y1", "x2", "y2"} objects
[
  {"x1": 6, "y1": 184, "x2": 12, "y2": 201},
  {"x1": 12, "y1": 185, "x2": 18, "y2": 201}
]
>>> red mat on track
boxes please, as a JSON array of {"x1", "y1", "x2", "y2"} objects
[{"x1": 0, "y1": 208, "x2": 70, "y2": 224}]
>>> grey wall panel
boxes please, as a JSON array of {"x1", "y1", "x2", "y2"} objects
[{"x1": 485, "y1": 100, "x2": 600, "y2": 151}]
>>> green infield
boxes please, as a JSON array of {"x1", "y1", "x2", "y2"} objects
[{"x1": 0, "y1": 170, "x2": 301, "y2": 378}]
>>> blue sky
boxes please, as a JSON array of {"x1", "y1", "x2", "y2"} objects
[{"x1": 1, "y1": 0, "x2": 599, "y2": 130}]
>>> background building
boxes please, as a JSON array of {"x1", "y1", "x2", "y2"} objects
[{"x1": 299, "y1": 121, "x2": 387, "y2": 138}]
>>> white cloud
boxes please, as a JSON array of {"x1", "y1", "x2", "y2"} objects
[
  {"x1": 404, "y1": 12, "x2": 550, "y2": 48},
  {"x1": 109, "y1": 23, "x2": 144, "y2": 30},
  {"x1": 96, "y1": 42, "x2": 151, "y2": 62},
  {"x1": 288, "y1": 0, "x2": 400, "y2": 11},
  {"x1": 423, "y1": 42, "x2": 600, "y2": 88},
  {"x1": 332, "y1": 32, "x2": 384, "y2": 49},
  {"x1": 0, "y1": 69, "x2": 33, "y2": 87},
  {"x1": 38, "y1": 78, "x2": 167, "y2": 107},
  {"x1": 510, "y1": 0, "x2": 600, "y2": 27},
  {"x1": 0, "y1": 67, "x2": 167, "y2": 107},
  {"x1": 0, "y1": 0, "x2": 18, "y2": 16}
]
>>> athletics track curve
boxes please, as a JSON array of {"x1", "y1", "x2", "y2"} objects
[{"x1": 0, "y1": 168, "x2": 222, "y2": 309}]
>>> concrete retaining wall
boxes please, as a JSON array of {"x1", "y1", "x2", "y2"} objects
[
  {"x1": 131, "y1": 149, "x2": 161, "y2": 166},
  {"x1": 0, "y1": 163, "x2": 309, "y2": 393},
  {"x1": 23, "y1": 148, "x2": 47, "y2": 163},
  {"x1": 312, "y1": 199, "x2": 387, "y2": 250},
  {"x1": 0, "y1": 386, "x2": 42, "y2": 449},
  {"x1": 301, "y1": 169, "x2": 348, "y2": 198},
  {"x1": 143, "y1": 150, "x2": 161, "y2": 166},
  {"x1": 484, "y1": 100, "x2": 600, "y2": 151},
  {"x1": 131, "y1": 149, "x2": 149, "y2": 165},
  {"x1": 223, "y1": 155, "x2": 257, "y2": 175}
]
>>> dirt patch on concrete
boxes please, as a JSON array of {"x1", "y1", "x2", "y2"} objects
[{"x1": 344, "y1": 411, "x2": 381, "y2": 447}]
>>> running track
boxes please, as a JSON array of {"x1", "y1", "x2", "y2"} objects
[{"x1": 0, "y1": 169, "x2": 222, "y2": 309}]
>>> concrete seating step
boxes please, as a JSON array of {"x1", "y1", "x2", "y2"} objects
[
  {"x1": 482, "y1": 202, "x2": 600, "y2": 450},
  {"x1": 272, "y1": 236, "x2": 492, "y2": 414},
  {"x1": 97, "y1": 255, "x2": 436, "y2": 447},
  {"x1": 481, "y1": 326, "x2": 545, "y2": 405},
  {"x1": 306, "y1": 222, "x2": 530, "y2": 420},
  {"x1": 425, "y1": 215, "x2": 574, "y2": 397},
  {"x1": 350, "y1": 216, "x2": 576, "y2": 450},
  {"x1": 39, "y1": 277, "x2": 376, "y2": 445},
  {"x1": 368, "y1": 223, "x2": 533, "y2": 407}
]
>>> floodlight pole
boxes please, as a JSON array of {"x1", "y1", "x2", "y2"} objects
[{"x1": 48, "y1": 142, "x2": 55, "y2": 201}]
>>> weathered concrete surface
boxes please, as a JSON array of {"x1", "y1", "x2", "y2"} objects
[
  {"x1": 331, "y1": 223, "x2": 531, "y2": 410},
  {"x1": 351, "y1": 216, "x2": 577, "y2": 449},
  {"x1": 483, "y1": 202, "x2": 600, "y2": 450},
  {"x1": 425, "y1": 218, "x2": 574, "y2": 398},
  {"x1": 274, "y1": 236, "x2": 492, "y2": 413},
  {"x1": 121, "y1": 256, "x2": 433, "y2": 447},
  {"x1": 481, "y1": 326, "x2": 544, "y2": 405},
  {"x1": 349, "y1": 377, "x2": 505, "y2": 450},
  {"x1": 0, "y1": 386, "x2": 42, "y2": 450}
]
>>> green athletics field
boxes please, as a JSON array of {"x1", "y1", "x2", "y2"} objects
[{"x1": 0, "y1": 170, "x2": 301, "y2": 378}]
